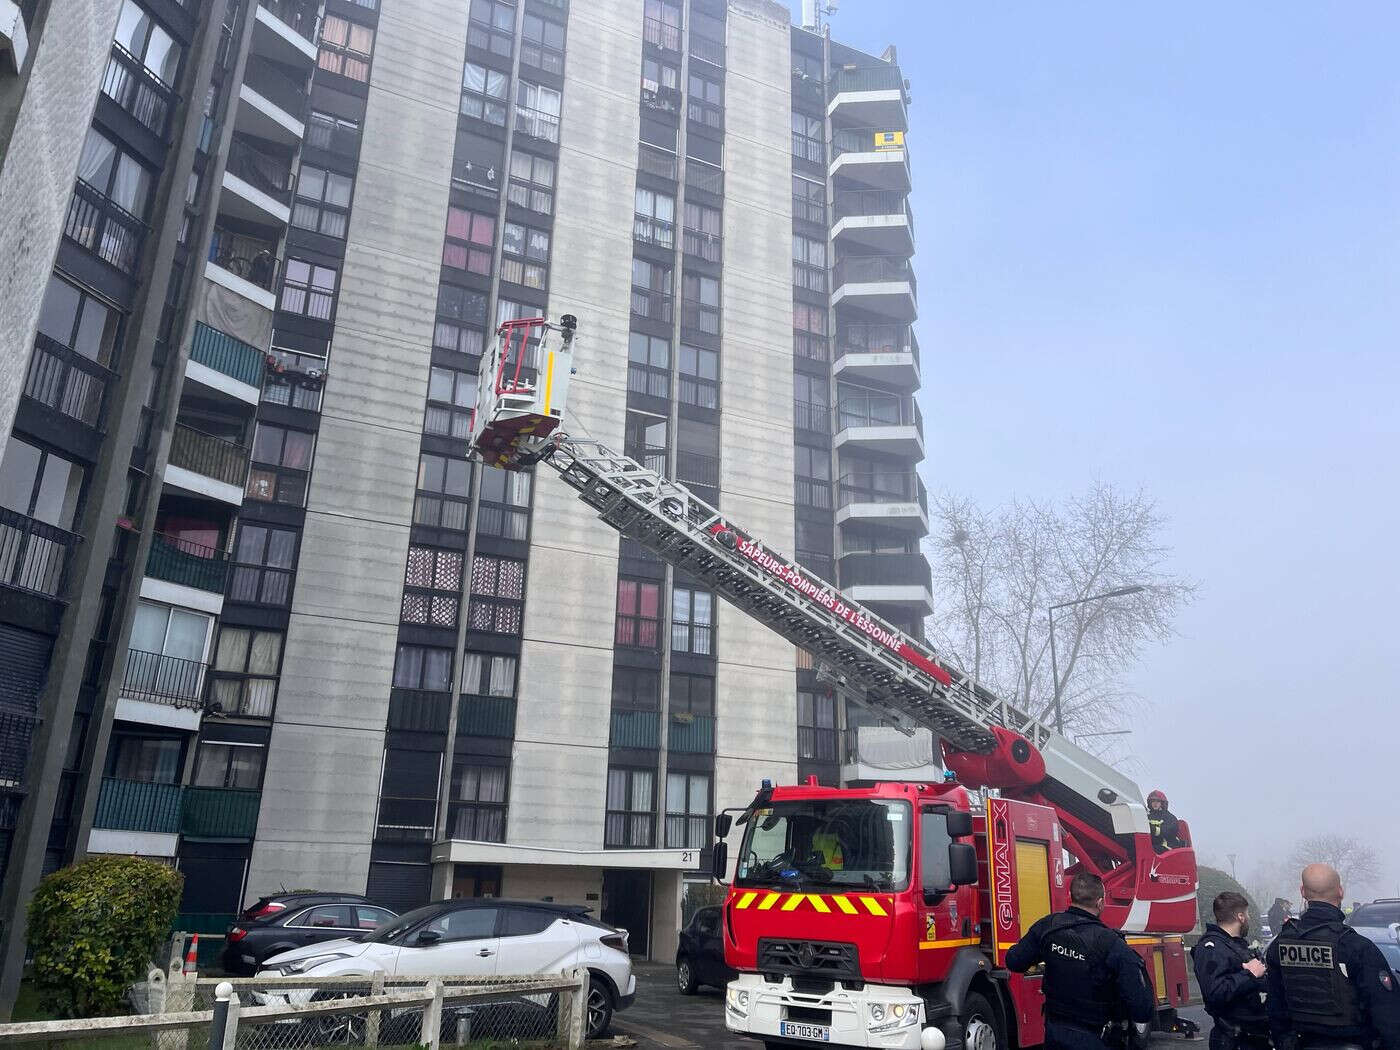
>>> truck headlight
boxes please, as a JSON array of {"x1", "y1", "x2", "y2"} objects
[
  {"x1": 869, "y1": 1002, "x2": 920, "y2": 1033},
  {"x1": 725, "y1": 987, "x2": 750, "y2": 1017}
]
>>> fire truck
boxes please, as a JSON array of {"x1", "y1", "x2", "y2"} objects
[{"x1": 469, "y1": 318, "x2": 1199, "y2": 1050}]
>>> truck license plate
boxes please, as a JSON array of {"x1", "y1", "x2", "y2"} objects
[{"x1": 780, "y1": 1021, "x2": 830, "y2": 1042}]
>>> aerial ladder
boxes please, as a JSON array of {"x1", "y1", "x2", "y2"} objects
[{"x1": 468, "y1": 315, "x2": 1197, "y2": 937}]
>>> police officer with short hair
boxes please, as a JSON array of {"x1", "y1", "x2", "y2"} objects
[
  {"x1": 1193, "y1": 891, "x2": 1271, "y2": 1050},
  {"x1": 1006, "y1": 871, "x2": 1154, "y2": 1050},
  {"x1": 1265, "y1": 863, "x2": 1400, "y2": 1050}
]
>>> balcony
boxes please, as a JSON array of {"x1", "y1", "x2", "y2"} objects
[
  {"x1": 238, "y1": 54, "x2": 308, "y2": 144},
  {"x1": 220, "y1": 136, "x2": 293, "y2": 225},
  {"x1": 93, "y1": 778, "x2": 183, "y2": 835},
  {"x1": 0, "y1": 507, "x2": 78, "y2": 599},
  {"x1": 832, "y1": 190, "x2": 914, "y2": 255},
  {"x1": 682, "y1": 227, "x2": 721, "y2": 264},
  {"x1": 668, "y1": 713, "x2": 714, "y2": 754},
  {"x1": 102, "y1": 41, "x2": 177, "y2": 138},
  {"x1": 834, "y1": 392, "x2": 924, "y2": 460},
  {"x1": 387, "y1": 688, "x2": 451, "y2": 732},
  {"x1": 794, "y1": 399, "x2": 829, "y2": 434},
  {"x1": 187, "y1": 322, "x2": 265, "y2": 401},
  {"x1": 633, "y1": 214, "x2": 675, "y2": 250},
  {"x1": 686, "y1": 160, "x2": 723, "y2": 196},
  {"x1": 832, "y1": 255, "x2": 917, "y2": 323},
  {"x1": 146, "y1": 533, "x2": 230, "y2": 593},
  {"x1": 630, "y1": 286, "x2": 674, "y2": 325},
  {"x1": 838, "y1": 551, "x2": 934, "y2": 614},
  {"x1": 166, "y1": 424, "x2": 251, "y2": 503},
  {"x1": 182, "y1": 786, "x2": 260, "y2": 838},
  {"x1": 676, "y1": 450, "x2": 719, "y2": 489},
  {"x1": 833, "y1": 323, "x2": 920, "y2": 387},
  {"x1": 830, "y1": 127, "x2": 911, "y2": 193},
  {"x1": 23, "y1": 332, "x2": 112, "y2": 430},
  {"x1": 638, "y1": 143, "x2": 678, "y2": 181},
  {"x1": 828, "y1": 65, "x2": 907, "y2": 130},
  {"x1": 689, "y1": 33, "x2": 724, "y2": 69},
  {"x1": 121, "y1": 649, "x2": 207, "y2": 710},
  {"x1": 836, "y1": 472, "x2": 928, "y2": 533},
  {"x1": 252, "y1": 0, "x2": 319, "y2": 68},
  {"x1": 457, "y1": 695, "x2": 517, "y2": 738},
  {"x1": 794, "y1": 477, "x2": 832, "y2": 510},
  {"x1": 206, "y1": 224, "x2": 280, "y2": 309},
  {"x1": 306, "y1": 111, "x2": 360, "y2": 154},
  {"x1": 610, "y1": 709, "x2": 660, "y2": 749},
  {"x1": 64, "y1": 179, "x2": 147, "y2": 275},
  {"x1": 643, "y1": 15, "x2": 680, "y2": 52},
  {"x1": 681, "y1": 298, "x2": 720, "y2": 336}
]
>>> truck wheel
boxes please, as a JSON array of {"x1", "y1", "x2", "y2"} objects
[{"x1": 961, "y1": 991, "x2": 1004, "y2": 1050}]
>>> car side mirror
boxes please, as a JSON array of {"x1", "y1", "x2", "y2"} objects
[
  {"x1": 946, "y1": 811, "x2": 973, "y2": 838},
  {"x1": 949, "y1": 842, "x2": 978, "y2": 886},
  {"x1": 714, "y1": 813, "x2": 732, "y2": 839},
  {"x1": 415, "y1": 929, "x2": 442, "y2": 947},
  {"x1": 711, "y1": 841, "x2": 729, "y2": 884}
]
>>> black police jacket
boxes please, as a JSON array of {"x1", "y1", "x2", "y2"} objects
[
  {"x1": 1191, "y1": 923, "x2": 1267, "y2": 1026},
  {"x1": 1264, "y1": 901, "x2": 1400, "y2": 1050},
  {"x1": 1006, "y1": 906, "x2": 1154, "y2": 1028}
]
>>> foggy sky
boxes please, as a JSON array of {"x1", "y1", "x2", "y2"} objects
[{"x1": 804, "y1": 2, "x2": 1400, "y2": 895}]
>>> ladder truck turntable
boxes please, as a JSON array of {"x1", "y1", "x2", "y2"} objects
[{"x1": 468, "y1": 317, "x2": 1200, "y2": 1050}]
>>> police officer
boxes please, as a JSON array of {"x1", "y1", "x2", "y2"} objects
[
  {"x1": 1006, "y1": 871, "x2": 1154, "y2": 1050},
  {"x1": 1193, "y1": 891, "x2": 1271, "y2": 1050},
  {"x1": 1265, "y1": 863, "x2": 1400, "y2": 1050}
]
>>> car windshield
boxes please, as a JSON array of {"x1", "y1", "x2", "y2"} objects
[
  {"x1": 362, "y1": 903, "x2": 443, "y2": 943},
  {"x1": 735, "y1": 798, "x2": 911, "y2": 891},
  {"x1": 1350, "y1": 903, "x2": 1400, "y2": 927}
]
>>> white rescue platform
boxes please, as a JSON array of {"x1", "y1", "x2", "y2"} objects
[{"x1": 467, "y1": 315, "x2": 577, "y2": 470}]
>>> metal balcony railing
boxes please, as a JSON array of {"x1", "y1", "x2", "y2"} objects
[
  {"x1": 687, "y1": 162, "x2": 723, "y2": 196},
  {"x1": 457, "y1": 695, "x2": 517, "y2": 738},
  {"x1": 689, "y1": 33, "x2": 724, "y2": 67},
  {"x1": 208, "y1": 226, "x2": 281, "y2": 291},
  {"x1": 387, "y1": 688, "x2": 451, "y2": 732},
  {"x1": 834, "y1": 189, "x2": 909, "y2": 221},
  {"x1": 831, "y1": 126, "x2": 908, "y2": 159},
  {"x1": 514, "y1": 105, "x2": 560, "y2": 144},
  {"x1": 837, "y1": 472, "x2": 928, "y2": 513},
  {"x1": 305, "y1": 112, "x2": 359, "y2": 153},
  {"x1": 643, "y1": 16, "x2": 680, "y2": 51},
  {"x1": 682, "y1": 227, "x2": 721, "y2": 263},
  {"x1": 23, "y1": 333, "x2": 111, "y2": 428},
  {"x1": 243, "y1": 54, "x2": 309, "y2": 122},
  {"x1": 794, "y1": 399, "x2": 830, "y2": 433},
  {"x1": 836, "y1": 392, "x2": 918, "y2": 430},
  {"x1": 610, "y1": 709, "x2": 660, "y2": 749},
  {"x1": 633, "y1": 214, "x2": 675, "y2": 249},
  {"x1": 169, "y1": 424, "x2": 251, "y2": 486},
  {"x1": 225, "y1": 136, "x2": 293, "y2": 203},
  {"x1": 833, "y1": 255, "x2": 916, "y2": 295},
  {"x1": 829, "y1": 65, "x2": 905, "y2": 96},
  {"x1": 146, "y1": 533, "x2": 230, "y2": 592},
  {"x1": 93, "y1": 778, "x2": 183, "y2": 834},
  {"x1": 102, "y1": 41, "x2": 177, "y2": 136},
  {"x1": 668, "y1": 713, "x2": 714, "y2": 754},
  {"x1": 792, "y1": 195, "x2": 826, "y2": 225},
  {"x1": 258, "y1": 0, "x2": 319, "y2": 42},
  {"x1": 182, "y1": 786, "x2": 260, "y2": 838},
  {"x1": 0, "y1": 507, "x2": 79, "y2": 598},
  {"x1": 838, "y1": 322, "x2": 913, "y2": 356},
  {"x1": 190, "y1": 322, "x2": 266, "y2": 387},
  {"x1": 687, "y1": 98, "x2": 723, "y2": 131},
  {"x1": 64, "y1": 180, "x2": 147, "y2": 274},
  {"x1": 676, "y1": 450, "x2": 720, "y2": 489},
  {"x1": 665, "y1": 814, "x2": 707, "y2": 849},
  {"x1": 796, "y1": 551, "x2": 836, "y2": 584},
  {"x1": 839, "y1": 551, "x2": 933, "y2": 591},
  {"x1": 681, "y1": 298, "x2": 720, "y2": 335},
  {"x1": 794, "y1": 332, "x2": 829, "y2": 362},
  {"x1": 630, "y1": 287, "x2": 674, "y2": 324},
  {"x1": 794, "y1": 477, "x2": 832, "y2": 509},
  {"x1": 122, "y1": 648, "x2": 207, "y2": 708},
  {"x1": 638, "y1": 144, "x2": 678, "y2": 180},
  {"x1": 626, "y1": 445, "x2": 668, "y2": 476}
]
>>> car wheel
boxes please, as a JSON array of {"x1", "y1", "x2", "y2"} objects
[
  {"x1": 676, "y1": 956, "x2": 699, "y2": 995},
  {"x1": 585, "y1": 981, "x2": 614, "y2": 1040},
  {"x1": 307, "y1": 989, "x2": 368, "y2": 1045},
  {"x1": 961, "y1": 991, "x2": 1005, "y2": 1050}
]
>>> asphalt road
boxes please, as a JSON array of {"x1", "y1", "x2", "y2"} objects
[{"x1": 612, "y1": 963, "x2": 1210, "y2": 1050}]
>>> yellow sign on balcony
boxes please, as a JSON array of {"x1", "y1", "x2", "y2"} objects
[{"x1": 873, "y1": 131, "x2": 905, "y2": 151}]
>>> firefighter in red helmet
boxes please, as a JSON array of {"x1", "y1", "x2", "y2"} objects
[{"x1": 1147, "y1": 790, "x2": 1184, "y2": 854}]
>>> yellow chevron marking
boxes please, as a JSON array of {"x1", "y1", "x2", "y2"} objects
[
  {"x1": 757, "y1": 893, "x2": 782, "y2": 911},
  {"x1": 834, "y1": 896, "x2": 859, "y2": 914},
  {"x1": 860, "y1": 896, "x2": 888, "y2": 917},
  {"x1": 781, "y1": 894, "x2": 806, "y2": 912},
  {"x1": 807, "y1": 895, "x2": 831, "y2": 914},
  {"x1": 736, "y1": 892, "x2": 758, "y2": 909}
]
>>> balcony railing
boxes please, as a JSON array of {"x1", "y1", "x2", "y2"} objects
[
  {"x1": 643, "y1": 16, "x2": 680, "y2": 51},
  {"x1": 388, "y1": 688, "x2": 450, "y2": 732},
  {"x1": 665, "y1": 814, "x2": 707, "y2": 849},
  {"x1": 630, "y1": 287, "x2": 674, "y2": 324},
  {"x1": 93, "y1": 778, "x2": 183, "y2": 834},
  {"x1": 457, "y1": 694, "x2": 517, "y2": 738},
  {"x1": 514, "y1": 105, "x2": 560, "y2": 144},
  {"x1": 305, "y1": 112, "x2": 360, "y2": 154},
  {"x1": 146, "y1": 533, "x2": 230, "y2": 592},
  {"x1": 65, "y1": 179, "x2": 147, "y2": 274},
  {"x1": 24, "y1": 333, "x2": 111, "y2": 428},
  {"x1": 838, "y1": 322, "x2": 913, "y2": 356},
  {"x1": 225, "y1": 136, "x2": 293, "y2": 203},
  {"x1": 792, "y1": 195, "x2": 826, "y2": 225},
  {"x1": 262, "y1": 346, "x2": 327, "y2": 412},
  {"x1": 638, "y1": 144, "x2": 678, "y2": 181},
  {"x1": 794, "y1": 477, "x2": 832, "y2": 509},
  {"x1": 0, "y1": 507, "x2": 78, "y2": 598},
  {"x1": 633, "y1": 214, "x2": 675, "y2": 250},
  {"x1": 676, "y1": 450, "x2": 719, "y2": 489},
  {"x1": 833, "y1": 255, "x2": 916, "y2": 295},
  {"x1": 182, "y1": 786, "x2": 260, "y2": 837},
  {"x1": 102, "y1": 41, "x2": 177, "y2": 136},
  {"x1": 190, "y1": 322, "x2": 266, "y2": 387},
  {"x1": 668, "y1": 713, "x2": 714, "y2": 754},
  {"x1": 829, "y1": 65, "x2": 905, "y2": 95},
  {"x1": 794, "y1": 399, "x2": 830, "y2": 433},
  {"x1": 243, "y1": 54, "x2": 309, "y2": 122},
  {"x1": 838, "y1": 472, "x2": 927, "y2": 513},
  {"x1": 831, "y1": 126, "x2": 907, "y2": 158},
  {"x1": 682, "y1": 228, "x2": 721, "y2": 263},
  {"x1": 687, "y1": 98, "x2": 723, "y2": 131},
  {"x1": 680, "y1": 299, "x2": 720, "y2": 336},
  {"x1": 794, "y1": 332, "x2": 829, "y2": 362},
  {"x1": 796, "y1": 551, "x2": 835, "y2": 584},
  {"x1": 834, "y1": 189, "x2": 909, "y2": 221},
  {"x1": 169, "y1": 424, "x2": 251, "y2": 487},
  {"x1": 610, "y1": 709, "x2": 660, "y2": 749},
  {"x1": 689, "y1": 33, "x2": 724, "y2": 67},
  {"x1": 837, "y1": 392, "x2": 918, "y2": 430},
  {"x1": 122, "y1": 649, "x2": 207, "y2": 708},
  {"x1": 208, "y1": 226, "x2": 281, "y2": 291},
  {"x1": 839, "y1": 551, "x2": 932, "y2": 591},
  {"x1": 259, "y1": 0, "x2": 319, "y2": 42},
  {"x1": 686, "y1": 160, "x2": 723, "y2": 195},
  {"x1": 627, "y1": 445, "x2": 668, "y2": 476}
]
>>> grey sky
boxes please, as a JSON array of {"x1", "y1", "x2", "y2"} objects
[{"x1": 806, "y1": 1, "x2": 1400, "y2": 894}]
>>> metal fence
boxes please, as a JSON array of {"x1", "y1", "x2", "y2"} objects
[{"x1": 26, "y1": 332, "x2": 113, "y2": 427}]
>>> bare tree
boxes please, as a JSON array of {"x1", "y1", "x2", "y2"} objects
[
  {"x1": 1288, "y1": 834, "x2": 1381, "y2": 896},
  {"x1": 924, "y1": 483, "x2": 1194, "y2": 738}
]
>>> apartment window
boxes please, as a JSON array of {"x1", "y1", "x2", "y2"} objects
[
  {"x1": 687, "y1": 72, "x2": 722, "y2": 129},
  {"x1": 520, "y1": 12, "x2": 564, "y2": 75},
  {"x1": 414, "y1": 452, "x2": 472, "y2": 530},
  {"x1": 128, "y1": 600, "x2": 211, "y2": 696},
  {"x1": 451, "y1": 762, "x2": 507, "y2": 841},
  {"x1": 229, "y1": 523, "x2": 296, "y2": 605},
  {"x1": 113, "y1": 0, "x2": 181, "y2": 83},
  {"x1": 627, "y1": 332, "x2": 670, "y2": 400},
  {"x1": 681, "y1": 273, "x2": 720, "y2": 335},
  {"x1": 634, "y1": 187, "x2": 675, "y2": 249},
  {"x1": 631, "y1": 259, "x2": 673, "y2": 323},
  {"x1": 670, "y1": 672, "x2": 713, "y2": 716},
  {"x1": 393, "y1": 644, "x2": 453, "y2": 690},
  {"x1": 791, "y1": 111, "x2": 824, "y2": 164},
  {"x1": 443, "y1": 207, "x2": 495, "y2": 275},
  {"x1": 280, "y1": 259, "x2": 337, "y2": 321},
  {"x1": 318, "y1": 15, "x2": 374, "y2": 82},
  {"x1": 612, "y1": 667, "x2": 659, "y2": 709},
  {"x1": 665, "y1": 772, "x2": 709, "y2": 849},
  {"x1": 507, "y1": 151, "x2": 555, "y2": 214},
  {"x1": 402, "y1": 546, "x2": 463, "y2": 628},
  {"x1": 425, "y1": 366, "x2": 474, "y2": 438},
  {"x1": 306, "y1": 110, "x2": 359, "y2": 153},
  {"x1": 262, "y1": 346, "x2": 326, "y2": 411},
  {"x1": 793, "y1": 372, "x2": 829, "y2": 433},
  {"x1": 209, "y1": 627, "x2": 281, "y2": 718},
  {"x1": 682, "y1": 201, "x2": 720, "y2": 262},
  {"x1": 476, "y1": 467, "x2": 531, "y2": 540},
  {"x1": 793, "y1": 175, "x2": 826, "y2": 224},
  {"x1": 643, "y1": 0, "x2": 681, "y2": 51},
  {"x1": 677, "y1": 344, "x2": 717, "y2": 409},
  {"x1": 796, "y1": 519, "x2": 834, "y2": 582},
  {"x1": 798, "y1": 689, "x2": 837, "y2": 761},
  {"x1": 192, "y1": 741, "x2": 264, "y2": 789},
  {"x1": 624, "y1": 411, "x2": 667, "y2": 473},
  {"x1": 793, "y1": 51, "x2": 823, "y2": 81},
  {"x1": 291, "y1": 166, "x2": 352, "y2": 239},
  {"x1": 36, "y1": 273, "x2": 120, "y2": 367},
  {"x1": 795, "y1": 445, "x2": 832, "y2": 508},
  {"x1": 670, "y1": 587, "x2": 713, "y2": 655},
  {"x1": 76, "y1": 127, "x2": 153, "y2": 217},
  {"x1": 462, "y1": 62, "x2": 509, "y2": 125},
  {"x1": 462, "y1": 651, "x2": 517, "y2": 697},
  {"x1": 514, "y1": 80, "x2": 561, "y2": 143},
  {"x1": 794, "y1": 302, "x2": 828, "y2": 361},
  {"x1": 435, "y1": 284, "x2": 488, "y2": 358},
  {"x1": 606, "y1": 767, "x2": 655, "y2": 848},
  {"x1": 467, "y1": 0, "x2": 515, "y2": 57},
  {"x1": 500, "y1": 221, "x2": 550, "y2": 289},
  {"x1": 107, "y1": 733, "x2": 183, "y2": 782},
  {"x1": 792, "y1": 234, "x2": 827, "y2": 293},
  {"x1": 247, "y1": 423, "x2": 314, "y2": 505},
  {"x1": 454, "y1": 130, "x2": 504, "y2": 197},
  {"x1": 642, "y1": 55, "x2": 679, "y2": 100},
  {"x1": 615, "y1": 578, "x2": 660, "y2": 648},
  {"x1": 469, "y1": 554, "x2": 525, "y2": 635},
  {"x1": 377, "y1": 748, "x2": 440, "y2": 841},
  {"x1": 841, "y1": 526, "x2": 916, "y2": 556}
]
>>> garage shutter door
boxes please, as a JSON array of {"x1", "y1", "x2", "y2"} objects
[{"x1": 367, "y1": 862, "x2": 431, "y2": 913}]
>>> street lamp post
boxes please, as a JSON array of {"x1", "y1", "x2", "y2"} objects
[{"x1": 1048, "y1": 585, "x2": 1146, "y2": 733}]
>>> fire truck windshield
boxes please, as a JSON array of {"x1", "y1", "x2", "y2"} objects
[{"x1": 735, "y1": 799, "x2": 911, "y2": 892}]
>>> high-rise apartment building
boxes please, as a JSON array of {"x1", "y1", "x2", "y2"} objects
[{"x1": 0, "y1": 0, "x2": 924, "y2": 1004}]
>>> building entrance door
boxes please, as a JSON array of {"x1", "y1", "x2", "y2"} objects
[{"x1": 601, "y1": 870, "x2": 652, "y2": 956}]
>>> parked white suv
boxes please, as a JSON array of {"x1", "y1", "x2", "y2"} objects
[{"x1": 259, "y1": 899, "x2": 635, "y2": 1039}]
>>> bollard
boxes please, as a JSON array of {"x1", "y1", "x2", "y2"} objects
[{"x1": 208, "y1": 981, "x2": 233, "y2": 1050}]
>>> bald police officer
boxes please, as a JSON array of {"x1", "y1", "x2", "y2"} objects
[
  {"x1": 1265, "y1": 863, "x2": 1400, "y2": 1050},
  {"x1": 1006, "y1": 872, "x2": 1154, "y2": 1050}
]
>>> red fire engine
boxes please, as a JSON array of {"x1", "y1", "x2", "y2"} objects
[{"x1": 469, "y1": 318, "x2": 1199, "y2": 1050}]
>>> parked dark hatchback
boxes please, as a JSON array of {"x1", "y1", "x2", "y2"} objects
[
  {"x1": 675, "y1": 906, "x2": 736, "y2": 994},
  {"x1": 221, "y1": 895, "x2": 397, "y2": 975}
]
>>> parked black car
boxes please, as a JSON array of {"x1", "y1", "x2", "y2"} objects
[
  {"x1": 676, "y1": 906, "x2": 735, "y2": 994},
  {"x1": 221, "y1": 894, "x2": 397, "y2": 976}
]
